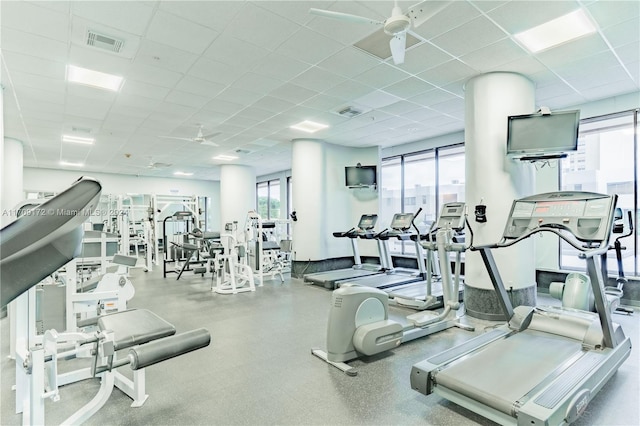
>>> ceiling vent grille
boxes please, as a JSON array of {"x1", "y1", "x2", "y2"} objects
[
  {"x1": 71, "y1": 126, "x2": 92, "y2": 134},
  {"x1": 235, "y1": 149, "x2": 252, "y2": 155},
  {"x1": 86, "y1": 30, "x2": 124, "y2": 53},
  {"x1": 338, "y1": 106, "x2": 363, "y2": 118}
]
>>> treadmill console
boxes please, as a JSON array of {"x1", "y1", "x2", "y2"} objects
[
  {"x1": 390, "y1": 213, "x2": 414, "y2": 231},
  {"x1": 503, "y1": 192, "x2": 615, "y2": 242},
  {"x1": 436, "y1": 203, "x2": 465, "y2": 230},
  {"x1": 357, "y1": 214, "x2": 377, "y2": 230}
]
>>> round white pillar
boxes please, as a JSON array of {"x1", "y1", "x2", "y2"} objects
[
  {"x1": 464, "y1": 72, "x2": 537, "y2": 319},
  {"x1": 2, "y1": 137, "x2": 24, "y2": 226},
  {"x1": 291, "y1": 138, "x2": 326, "y2": 262},
  {"x1": 219, "y1": 164, "x2": 255, "y2": 227}
]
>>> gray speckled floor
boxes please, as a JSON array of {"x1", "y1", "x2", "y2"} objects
[{"x1": 1, "y1": 266, "x2": 638, "y2": 425}]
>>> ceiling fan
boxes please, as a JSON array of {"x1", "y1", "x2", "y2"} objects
[
  {"x1": 309, "y1": 0, "x2": 446, "y2": 65},
  {"x1": 159, "y1": 125, "x2": 220, "y2": 147},
  {"x1": 145, "y1": 157, "x2": 172, "y2": 169}
]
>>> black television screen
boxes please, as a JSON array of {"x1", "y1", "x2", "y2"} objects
[
  {"x1": 345, "y1": 165, "x2": 377, "y2": 187},
  {"x1": 507, "y1": 110, "x2": 580, "y2": 158}
]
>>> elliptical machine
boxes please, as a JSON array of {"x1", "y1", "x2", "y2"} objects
[
  {"x1": 550, "y1": 207, "x2": 634, "y2": 315},
  {"x1": 311, "y1": 203, "x2": 474, "y2": 376}
]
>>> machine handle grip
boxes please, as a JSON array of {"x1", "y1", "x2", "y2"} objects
[{"x1": 128, "y1": 328, "x2": 211, "y2": 370}]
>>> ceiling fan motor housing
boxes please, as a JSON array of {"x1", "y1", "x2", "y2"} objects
[{"x1": 384, "y1": 7, "x2": 411, "y2": 35}]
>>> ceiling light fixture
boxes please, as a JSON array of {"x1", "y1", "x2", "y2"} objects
[
  {"x1": 66, "y1": 64, "x2": 124, "y2": 91},
  {"x1": 173, "y1": 171, "x2": 194, "y2": 176},
  {"x1": 290, "y1": 120, "x2": 329, "y2": 133},
  {"x1": 514, "y1": 9, "x2": 597, "y2": 53},
  {"x1": 62, "y1": 135, "x2": 95, "y2": 145},
  {"x1": 59, "y1": 161, "x2": 84, "y2": 167},
  {"x1": 213, "y1": 155, "x2": 238, "y2": 161}
]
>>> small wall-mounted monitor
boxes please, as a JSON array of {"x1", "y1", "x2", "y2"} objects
[
  {"x1": 345, "y1": 165, "x2": 377, "y2": 187},
  {"x1": 507, "y1": 109, "x2": 580, "y2": 160}
]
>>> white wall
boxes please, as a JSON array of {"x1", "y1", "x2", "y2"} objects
[{"x1": 23, "y1": 167, "x2": 221, "y2": 229}]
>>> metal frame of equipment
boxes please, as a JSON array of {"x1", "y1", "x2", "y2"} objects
[{"x1": 410, "y1": 191, "x2": 632, "y2": 426}]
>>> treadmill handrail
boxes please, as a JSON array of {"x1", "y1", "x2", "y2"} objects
[{"x1": 472, "y1": 225, "x2": 611, "y2": 258}]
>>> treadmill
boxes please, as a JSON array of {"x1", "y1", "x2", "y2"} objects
[
  {"x1": 304, "y1": 214, "x2": 383, "y2": 289},
  {"x1": 410, "y1": 191, "x2": 632, "y2": 425},
  {"x1": 335, "y1": 211, "x2": 426, "y2": 290}
]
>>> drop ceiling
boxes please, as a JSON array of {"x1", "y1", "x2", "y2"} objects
[{"x1": 2, "y1": 0, "x2": 638, "y2": 181}]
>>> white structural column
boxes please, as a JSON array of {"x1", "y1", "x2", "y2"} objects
[
  {"x1": 464, "y1": 72, "x2": 537, "y2": 320},
  {"x1": 291, "y1": 139, "x2": 326, "y2": 261},
  {"x1": 219, "y1": 164, "x2": 256, "y2": 227},
  {"x1": 2, "y1": 137, "x2": 24, "y2": 226}
]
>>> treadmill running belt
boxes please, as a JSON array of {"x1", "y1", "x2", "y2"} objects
[{"x1": 434, "y1": 330, "x2": 583, "y2": 415}]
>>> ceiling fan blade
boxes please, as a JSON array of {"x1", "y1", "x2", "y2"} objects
[
  {"x1": 200, "y1": 140, "x2": 219, "y2": 147},
  {"x1": 201, "y1": 132, "x2": 221, "y2": 139},
  {"x1": 159, "y1": 136, "x2": 193, "y2": 142},
  {"x1": 389, "y1": 32, "x2": 406, "y2": 64},
  {"x1": 309, "y1": 8, "x2": 383, "y2": 25},
  {"x1": 408, "y1": 0, "x2": 448, "y2": 28}
]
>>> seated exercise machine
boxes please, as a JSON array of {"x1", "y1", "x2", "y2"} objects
[
  {"x1": 311, "y1": 203, "x2": 474, "y2": 376},
  {"x1": 304, "y1": 214, "x2": 384, "y2": 289},
  {"x1": 1, "y1": 177, "x2": 211, "y2": 425},
  {"x1": 410, "y1": 191, "x2": 632, "y2": 425},
  {"x1": 210, "y1": 222, "x2": 255, "y2": 294},
  {"x1": 550, "y1": 207, "x2": 634, "y2": 315}
]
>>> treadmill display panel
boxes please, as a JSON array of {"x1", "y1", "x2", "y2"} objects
[
  {"x1": 391, "y1": 213, "x2": 414, "y2": 230},
  {"x1": 357, "y1": 214, "x2": 377, "y2": 230}
]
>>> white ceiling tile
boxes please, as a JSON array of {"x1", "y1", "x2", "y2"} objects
[
  {"x1": 67, "y1": 84, "x2": 119, "y2": 103},
  {"x1": 14, "y1": 86, "x2": 65, "y2": 106},
  {"x1": 146, "y1": 10, "x2": 220, "y2": 55},
  {"x1": 65, "y1": 97, "x2": 113, "y2": 121},
  {"x1": 468, "y1": 1, "x2": 509, "y2": 13},
  {"x1": 615, "y1": 42, "x2": 640, "y2": 67},
  {"x1": 236, "y1": 107, "x2": 277, "y2": 123},
  {"x1": 269, "y1": 83, "x2": 319, "y2": 104},
  {"x1": 227, "y1": 3, "x2": 301, "y2": 50},
  {"x1": 409, "y1": 89, "x2": 461, "y2": 108},
  {"x1": 202, "y1": 99, "x2": 245, "y2": 116},
  {"x1": 432, "y1": 16, "x2": 508, "y2": 57},
  {"x1": 120, "y1": 80, "x2": 171, "y2": 101},
  {"x1": 417, "y1": 60, "x2": 478, "y2": 87},
  {"x1": 461, "y1": 38, "x2": 529, "y2": 72},
  {"x1": 10, "y1": 72, "x2": 66, "y2": 95},
  {"x1": 114, "y1": 95, "x2": 162, "y2": 112},
  {"x1": 174, "y1": 76, "x2": 226, "y2": 98},
  {"x1": 587, "y1": 1, "x2": 640, "y2": 29},
  {"x1": 602, "y1": 17, "x2": 640, "y2": 48},
  {"x1": 127, "y1": 63, "x2": 184, "y2": 88},
  {"x1": 379, "y1": 101, "x2": 423, "y2": 116},
  {"x1": 316, "y1": 47, "x2": 382, "y2": 78},
  {"x1": 188, "y1": 57, "x2": 238, "y2": 85},
  {"x1": 354, "y1": 90, "x2": 402, "y2": 109},
  {"x1": 1, "y1": 52, "x2": 66, "y2": 81},
  {"x1": 2, "y1": 27, "x2": 69, "y2": 62},
  {"x1": 400, "y1": 42, "x2": 456, "y2": 75},
  {"x1": 300, "y1": 94, "x2": 347, "y2": 112},
  {"x1": 251, "y1": 96, "x2": 296, "y2": 113},
  {"x1": 411, "y1": 1, "x2": 481, "y2": 40},
  {"x1": 290, "y1": 67, "x2": 345, "y2": 93},
  {"x1": 487, "y1": 1, "x2": 580, "y2": 34},
  {"x1": 231, "y1": 73, "x2": 284, "y2": 93},
  {"x1": 354, "y1": 63, "x2": 410, "y2": 88},
  {"x1": 276, "y1": 27, "x2": 345, "y2": 65},
  {"x1": 216, "y1": 88, "x2": 264, "y2": 107},
  {"x1": 382, "y1": 77, "x2": 435, "y2": 99},
  {"x1": 324, "y1": 80, "x2": 373, "y2": 101},
  {"x1": 68, "y1": 45, "x2": 133, "y2": 77},
  {"x1": 492, "y1": 56, "x2": 549, "y2": 76},
  {"x1": 158, "y1": 1, "x2": 243, "y2": 31},
  {"x1": 71, "y1": 1, "x2": 156, "y2": 36},
  {"x1": 258, "y1": 0, "x2": 333, "y2": 24},
  {"x1": 2, "y1": 1, "x2": 69, "y2": 41},
  {"x1": 165, "y1": 90, "x2": 211, "y2": 109},
  {"x1": 203, "y1": 34, "x2": 269, "y2": 69},
  {"x1": 135, "y1": 40, "x2": 199, "y2": 73}
]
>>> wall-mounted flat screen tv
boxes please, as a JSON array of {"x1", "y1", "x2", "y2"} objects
[
  {"x1": 507, "y1": 109, "x2": 580, "y2": 159},
  {"x1": 345, "y1": 165, "x2": 377, "y2": 187}
]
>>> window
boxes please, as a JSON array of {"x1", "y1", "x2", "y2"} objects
[
  {"x1": 382, "y1": 144, "x2": 465, "y2": 254},
  {"x1": 256, "y1": 179, "x2": 281, "y2": 220},
  {"x1": 560, "y1": 110, "x2": 638, "y2": 276}
]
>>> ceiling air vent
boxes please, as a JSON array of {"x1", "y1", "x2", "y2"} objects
[
  {"x1": 235, "y1": 149, "x2": 252, "y2": 155},
  {"x1": 338, "y1": 106, "x2": 364, "y2": 118},
  {"x1": 71, "y1": 126, "x2": 92, "y2": 134},
  {"x1": 86, "y1": 30, "x2": 124, "y2": 53}
]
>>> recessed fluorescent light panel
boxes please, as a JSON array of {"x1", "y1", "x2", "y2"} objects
[
  {"x1": 514, "y1": 9, "x2": 597, "y2": 53},
  {"x1": 60, "y1": 161, "x2": 84, "y2": 167},
  {"x1": 62, "y1": 135, "x2": 95, "y2": 145},
  {"x1": 67, "y1": 65, "x2": 124, "y2": 91},
  {"x1": 173, "y1": 171, "x2": 193, "y2": 176},
  {"x1": 213, "y1": 155, "x2": 238, "y2": 161},
  {"x1": 290, "y1": 120, "x2": 329, "y2": 133}
]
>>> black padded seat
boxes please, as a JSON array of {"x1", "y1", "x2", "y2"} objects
[{"x1": 97, "y1": 309, "x2": 176, "y2": 351}]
